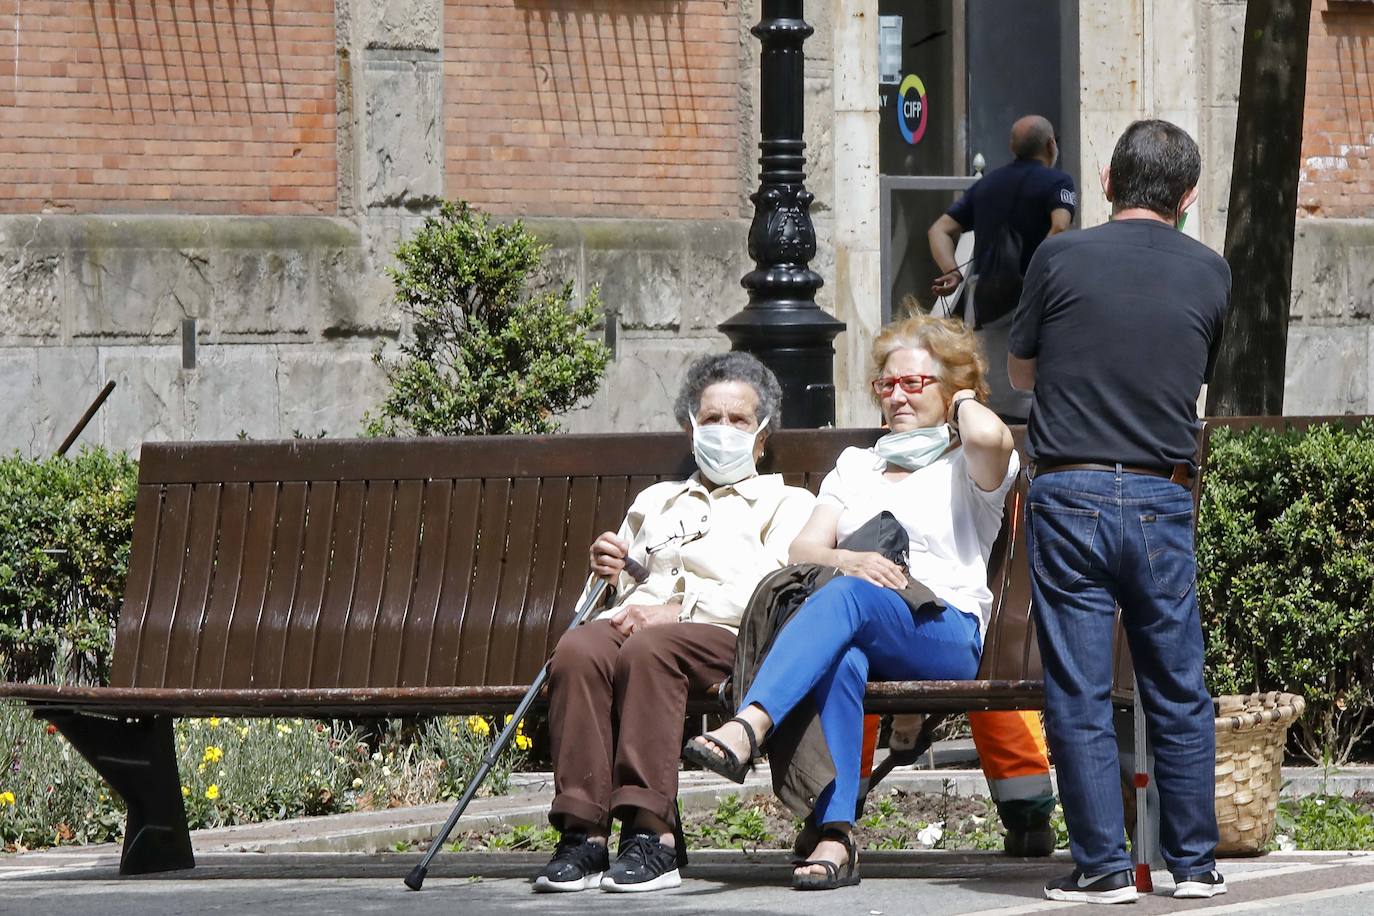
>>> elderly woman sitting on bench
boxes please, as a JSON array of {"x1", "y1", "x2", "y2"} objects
[
  {"x1": 684, "y1": 315, "x2": 1019, "y2": 890},
  {"x1": 535, "y1": 352, "x2": 815, "y2": 895}
]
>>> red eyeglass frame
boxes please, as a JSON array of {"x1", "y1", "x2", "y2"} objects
[{"x1": 871, "y1": 374, "x2": 940, "y2": 396}]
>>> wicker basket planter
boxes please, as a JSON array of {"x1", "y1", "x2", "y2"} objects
[{"x1": 1214, "y1": 691, "x2": 1306, "y2": 855}]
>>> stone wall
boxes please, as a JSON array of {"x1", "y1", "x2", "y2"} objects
[{"x1": 1285, "y1": 219, "x2": 1374, "y2": 414}]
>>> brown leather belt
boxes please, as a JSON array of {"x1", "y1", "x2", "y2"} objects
[{"x1": 1031, "y1": 461, "x2": 1193, "y2": 486}]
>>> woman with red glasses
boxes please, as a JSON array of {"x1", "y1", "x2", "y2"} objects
[{"x1": 684, "y1": 314, "x2": 1017, "y2": 890}]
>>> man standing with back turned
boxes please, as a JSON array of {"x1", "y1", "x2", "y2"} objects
[
  {"x1": 1008, "y1": 120, "x2": 1230, "y2": 904},
  {"x1": 929, "y1": 115, "x2": 1076, "y2": 422}
]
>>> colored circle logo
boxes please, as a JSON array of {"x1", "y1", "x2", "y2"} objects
[{"x1": 897, "y1": 74, "x2": 928, "y2": 145}]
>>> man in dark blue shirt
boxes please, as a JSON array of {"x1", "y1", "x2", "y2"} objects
[
  {"x1": 1008, "y1": 120, "x2": 1230, "y2": 905},
  {"x1": 929, "y1": 115, "x2": 1076, "y2": 421}
]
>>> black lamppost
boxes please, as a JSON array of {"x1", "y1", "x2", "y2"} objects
[{"x1": 719, "y1": 0, "x2": 845, "y2": 429}]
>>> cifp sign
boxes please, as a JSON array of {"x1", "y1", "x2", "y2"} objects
[{"x1": 897, "y1": 74, "x2": 928, "y2": 145}]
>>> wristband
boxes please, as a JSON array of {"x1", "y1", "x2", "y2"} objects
[{"x1": 949, "y1": 396, "x2": 974, "y2": 429}]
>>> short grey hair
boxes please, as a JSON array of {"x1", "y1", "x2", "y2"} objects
[{"x1": 672, "y1": 351, "x2": 783, "y2": 433}]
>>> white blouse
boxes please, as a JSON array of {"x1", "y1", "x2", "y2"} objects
[{"x1": 817, "y1": 445, "x2": 1019, "y2": 640}]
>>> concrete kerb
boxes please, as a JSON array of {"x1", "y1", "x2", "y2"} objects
[{"x1": 21, "y1": 756, "x2": 1374, "y2": 862}]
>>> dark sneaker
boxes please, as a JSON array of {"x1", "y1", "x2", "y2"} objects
[
  {"x1": 532, "y1": 831, "x2": 609, "y2": 893},
  {"x1": 1043, "y1": 868, "x2": 1139, "y2": 904},
  {"x1": 1173, "y1": 869, "x2": 1227, "y2": 899},
  {"x1": 601, "y1": 830, "x2": 681, "y2": 893}
]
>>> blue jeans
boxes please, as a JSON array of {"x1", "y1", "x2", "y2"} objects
[
  {"x1": 1027, "y1": 469, "x2": 1217, "y2": 878},
  {"x1": 739, "y1": 576, "x2": 982, "y2": 827}
]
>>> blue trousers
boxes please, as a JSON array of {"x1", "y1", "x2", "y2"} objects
[
  {"x1": 1028, "y1": 469, "x2": 1218, "y2": 878},
  {"x1": 739, "y1": 576, "x2": 982, "y2": 826}
]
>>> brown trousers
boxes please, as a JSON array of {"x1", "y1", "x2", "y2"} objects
[{"x1": 546, "y1": 619, "x2": 736, "y2": 828}]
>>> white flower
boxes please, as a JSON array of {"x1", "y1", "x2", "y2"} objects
[
  {"x1": 372, "y1": 751, "x2": 383, "y2": 763},
  {"x1": 382, "y1": 766, "x2": 392, "y2": 778},
  {"x1": 1276, "y1": 834, "x2": 1296, "y2": 852},
  {"x1": 351, "y1": 777, "x2": 364, "y2": 789},
  {"x1": 916, "y1": 822, "x2": 944, "y2": 847}
]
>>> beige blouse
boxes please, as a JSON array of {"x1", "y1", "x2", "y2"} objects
[{"x1": 589, "y1": 473, "x2": 816, "y2": 633}]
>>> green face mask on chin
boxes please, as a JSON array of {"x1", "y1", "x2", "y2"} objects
[{"x1": 874, "y1": 424, "x2": 952, "y2": 471}]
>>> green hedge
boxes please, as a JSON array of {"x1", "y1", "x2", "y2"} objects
[
  {"x1": 0, "y1": 448, "x2": 137, "y2": 684},
  {"x1": 1198, "y1": 420, "x2": 1374, "y2": 764}
]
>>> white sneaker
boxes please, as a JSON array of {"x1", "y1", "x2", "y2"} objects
[{"x1": 1174, "y1": 869, "x2": 1227, "y2": 899}]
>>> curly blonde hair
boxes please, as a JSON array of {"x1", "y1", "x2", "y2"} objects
[{"x1": 870, "y1": 313, "x2": 990, "y2": 404}]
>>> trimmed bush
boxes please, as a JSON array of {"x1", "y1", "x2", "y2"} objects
[
  {"x1": 0, "y1": 448, "x2": 138, "y2": 685},
  {"x1": 1198, "y1": 421, "x2": 1374, "y2": 764},
  {"x1": 364, "y1": 200, "x2": 610, "y2": 437}
]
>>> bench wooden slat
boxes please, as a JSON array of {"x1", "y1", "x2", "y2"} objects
[
  {"x1": 3, "y1": 679, "x2": 1047, "y2": 719},
  {"x1": 395, "y1": 481, "x2": 454, "y2": 688},
  {"x1": 549, "y1": 476, "x2": 601, "y2": 660},
  {"x1": 133, "y1": 483, "x2": 193, "y2": 683},
  {"x1": 310, "y1": 480, "x2": 365, "y2": 687},
  {"x1": 517, "y1": 476, "x2": 570, "y2": 683},
  {"x1": 337, "y1": 481, "x2": 393, "y2": 685},
  {"x1": 485, "y1": 477, "x2": 543, "y2": 686},
  {"x1": 280, "y1": 482, "x2": 338, "y2": 688},
  {"x1": 137, "y1": 484, "x2": 193, "y2": 687},
  {"x1": 164, "y1": 485, "x2": 222, "y2": 687},
  {"x1": 109, "y1": 485, "x2": 164, "y2": 687},
  {"x1": 369, "y1": 479, "x2": 425, "y2": 687},
  {"x1": 424, "y1": 479, "x2": 481, "y2": 686},
  {"x1": 456, "y1": 478, "x2": 510, "y2": 685},
  {"x1": 228, "y1": 484, "x2": 281, "y2": 686},
  {"x1": 189, "y1": 483, "x2": 249, "y2": 688},
  {"x1": 252, "y1": 482, "x2": 308, "y2": 687}
]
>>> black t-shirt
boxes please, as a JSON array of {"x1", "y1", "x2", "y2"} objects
[
  {"x1": 947, "y1": 159, "x2": 1077, "y2": 274},
  {"x1": 1009, "y1": 219, "x2": 1231, "y2": 470}
]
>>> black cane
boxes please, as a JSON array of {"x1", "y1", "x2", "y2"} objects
[{"x1": 405, "y1": 556, "x2": 649, "y2": 890}]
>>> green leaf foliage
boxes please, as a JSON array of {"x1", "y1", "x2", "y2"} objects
[
  {"x1": 1198, "y1": 421, "x2": 1374, "y2": 763},
  {"x1": 0, "y1": 448, "x2": 138, "y2": 684},
  {"x1": 363, "y1": 200, "x2": 610, "y2": 437}
]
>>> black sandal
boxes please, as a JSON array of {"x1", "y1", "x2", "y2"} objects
[
  {"x1": 792, "y1": 829, "x2": 860, "y2": 891},
  {"x1": 680, "y1": 716, "x2": 760, "y2": 784}
]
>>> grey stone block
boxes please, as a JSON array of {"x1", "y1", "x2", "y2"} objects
[
  {"x1": 1283, "y1": 325, "x2": 1369, "y2": 415},
  {"x1": 1204, "y1": 0, "x2": 1245, "y2": 107},
  {"x1": 100, "y1": 344, "x2": 284, "y2": 450},
  {"x1": 586, "y1": 249, "x2": 682, "y2": 331},
  {"x1": 212, "y1": 249, "x2": 312, "y2": 337},
  {"x1": 359, "y1": 60, "x2": 443, "y2": 210},
  {"x1": 562, "y1": 337, "x2": 725, "y2": 434},
  {"x1": 0, "y1": 346, "x2": 101, "y2": 456},
  {"x1": 356, "y1": 0, "x2": 442, "y2": 51},
  {"x1": 320, "y1": 246, "x2": 400, "y2": 339},
  {"x1": 681, "y1": 222, "x2": 750, "y2": 331},
  {"x1": 278, "y1": 344, "x2": 387, "y2": 438},
  {"x1": 0, "y1": 248, "x2": 63, "y2": 343},
  {"x1": 70, "y1": 247, "x2": 214, "y2": 340}
]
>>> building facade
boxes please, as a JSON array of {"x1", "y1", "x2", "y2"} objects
[{"x1": 0, "y1": 0, "x2": 1369, "y2": 455}]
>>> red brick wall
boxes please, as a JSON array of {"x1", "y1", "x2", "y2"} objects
[
  {"x1": 445, "y1": 0, "x2": 741, "y2": 219},
  {"x1": 1300, "y1": 0, "x2": 1374, "y2": 217},
  {"x1": 0, "y1": 1, "x2": 336, "y2": 215}
]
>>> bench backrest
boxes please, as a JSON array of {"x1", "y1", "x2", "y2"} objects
[{"x1": 109, "y1": 428, "x2": 1043, "y2": 691}]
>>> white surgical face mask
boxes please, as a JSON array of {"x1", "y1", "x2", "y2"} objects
[
  {"x1": 691, "y1": 416, "x2": 769, "y2": 486},
  {"x1": 874, "y1": 424, "x2": 951, "y2": 471}
]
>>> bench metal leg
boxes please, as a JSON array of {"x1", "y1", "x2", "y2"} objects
[{"x1": 43, "y1": 711, "x2": 194, "y2": 875}]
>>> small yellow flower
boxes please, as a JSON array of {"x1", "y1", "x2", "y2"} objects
[
  {"x1": 514, "y1": 734, "x2": 532, "y2": 751},
  {"x1": 181, "y1": 786, "x2": 190, "y2": 798},
  {"x1": 202, "y1": 746, "x2": 224, "y2": 764},
  {"x1": 208, "y1": 717, "x2": 221, "y2": 728},
  {"x1": 0, "y1": 791, "x2": 15, "y2": 806},
  {"x1": 465, "y1": 716, "x2": 490, "y2": 737},
  {"x1": 276, "y1": 723, "x2": 293, "y2": 735},
  {"x1": 205, "y1": 784, "x2": 220, "y2": 801},
  {"x1": 239, "y1": 726, "x2": 250, "y2": 738}
]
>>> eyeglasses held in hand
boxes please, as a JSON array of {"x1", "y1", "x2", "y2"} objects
[{"x1": 871, "y1": 375, "x2": 939, "y2": 397}]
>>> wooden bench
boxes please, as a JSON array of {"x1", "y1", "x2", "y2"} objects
[{"x1": 0, "y1": 426, "x2": 1162, "y2": 875}]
